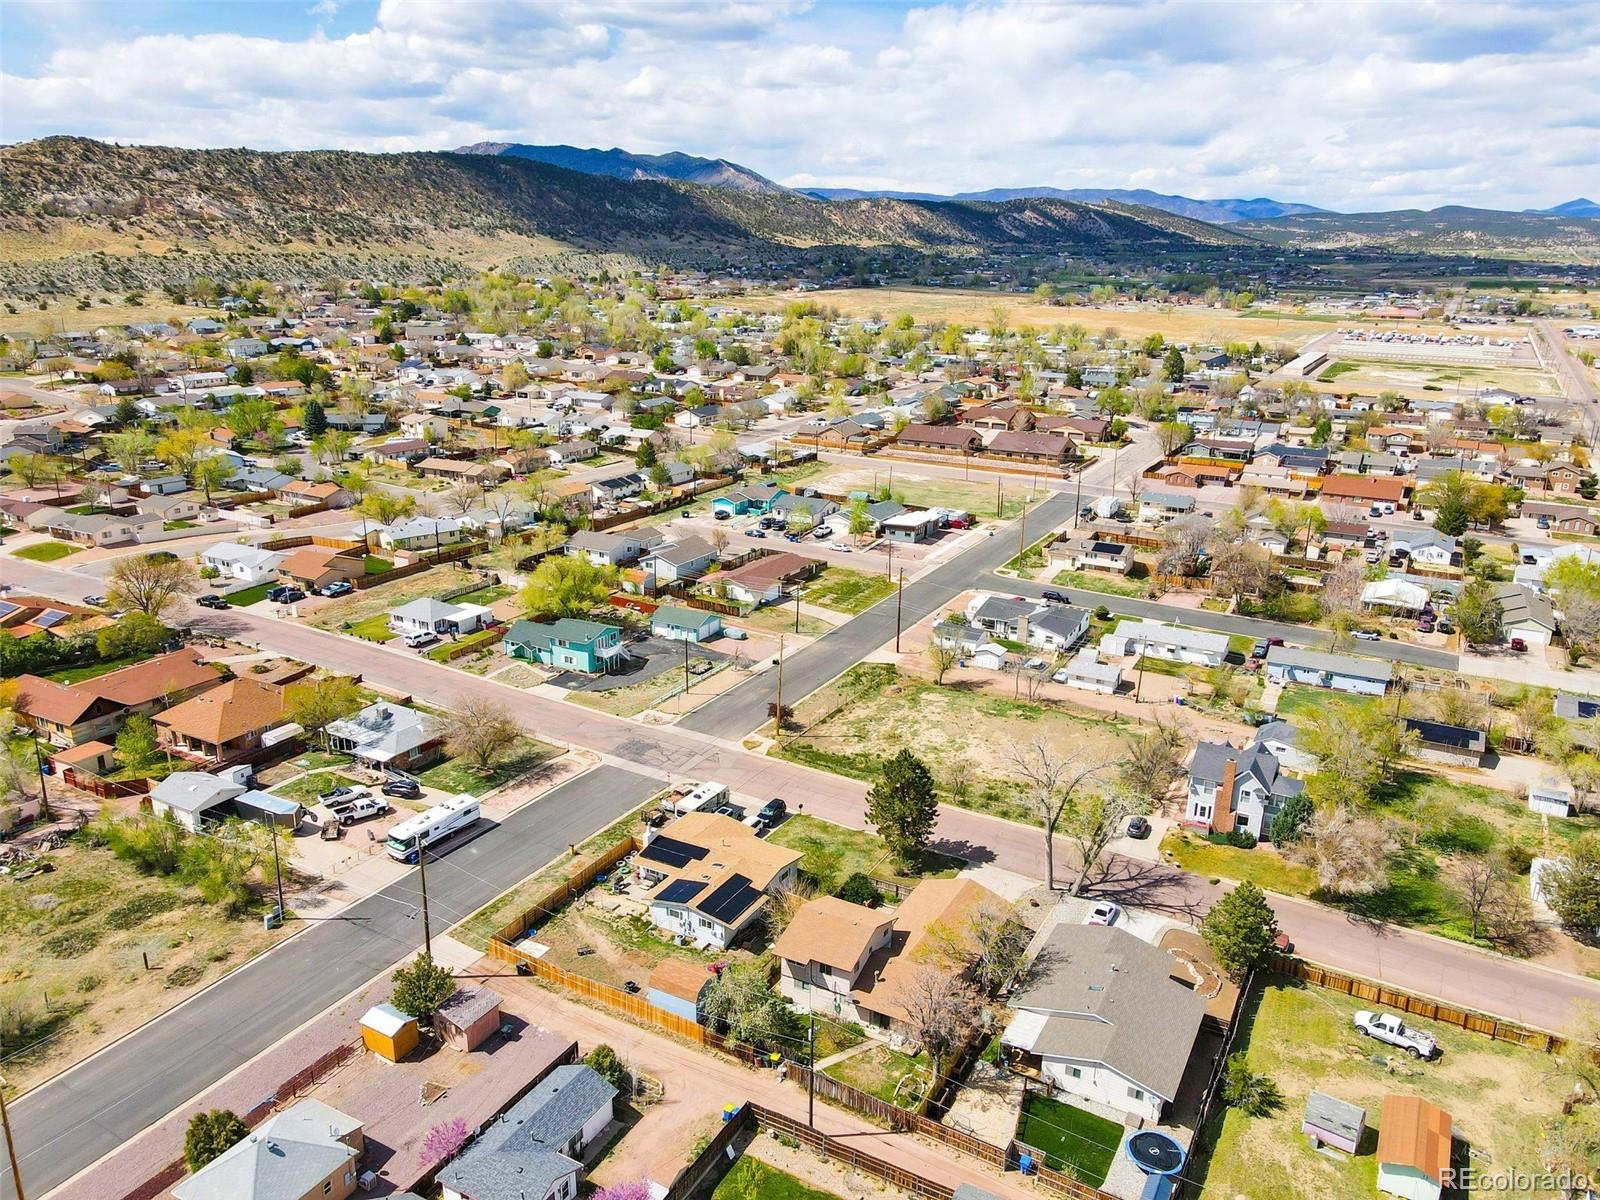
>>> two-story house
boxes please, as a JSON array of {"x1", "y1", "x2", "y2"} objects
[
  {"x1": 504, "y1": 618, "x2": 627, "y2": 674},
  {"x1": 1183, "y1": 738, "x2": 1304, "y2": 841}
]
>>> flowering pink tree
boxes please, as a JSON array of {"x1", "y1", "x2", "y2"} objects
[
  {"x1": 421, "y1": 1117, "x2": 470, "y2": 1168},
  {"x1": 594, "y1": 1180, "x2": 653, "y2": 1200}
]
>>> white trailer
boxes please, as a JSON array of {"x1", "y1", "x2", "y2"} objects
[
  {"x1": 385, "y1": 794, "x2": 480, "y2": 862},
  {"x1": 659, "y1": 780, "x2": 729, "y2": 817}
]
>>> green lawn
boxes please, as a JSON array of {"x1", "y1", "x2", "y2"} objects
[
  {"x1": 45, "y1": 655, "x2": 142, "y2": 684},
  {"x1": 1014, "y1": 1093, "x2": 1120, "y2": 1186},
  {"x1": 766, "y1": 813, "x2": 963, "y2": 889},
  {"x1": 346, "y1": 614, "x2": 395, "y2": 642},
  {"x1": 163, "y1": 520, "x2": 198, "y2": 530},
  {"x1": 224, "y1": 581, "x2": 278, "y2": 607},
  {"x1": 363, "y1": 556, "x2": 393, "y2": 574},
  {"x1": 811, "y1": 1017, "x2": 867, "y2": 1060},
  {"x1": 273, "y1": 772, "x2": 357, "y2": 805},
  {"x1": 417, "y1": 736, "x2": 561, "y2": 795},
  {"x1": 823, "y1": 1043, "x2": 932, "y2": 1107},
  {"x1": 1273, "y1": 684, "x2": 1382, "y2": 722},
  {"x1": 1316, "y1": 360, "x2": 1361, "y2": 382},
  {"x1": 12, "y1": 541, "x2": 80, "y2": 562},
  {"x1": 451, "y1": 582, "x2": 512, "y2": 606},
  {"x1": 711, "y1": 1157, "x2": 841, "y2": 1200},
  {"x1": 803, "y1": 567, "x2": 896, "y2": 615},
  {"x1": 1162, "y1": 830, "x2": 1319, "y2": 895}
]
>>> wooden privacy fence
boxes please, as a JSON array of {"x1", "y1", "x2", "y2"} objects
[
  {"x1": 489, "y1": 835, "x2": 640, "y2": 945},
  {"x1": 1279, "y1": 957, "x2": 1565, "y2": 1052},
  {"x1": 749, "y1": 1105, "x2": 958, "y2": 1200}
]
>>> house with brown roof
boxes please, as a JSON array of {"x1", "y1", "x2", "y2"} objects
[
  {"x1": 278, "y1": 546, "x2": 366, "y2": 591},
  {"x1": 774, "y1": 878, "x2": 1004, "y2": 1038},
  {"x1": 154, "y1": 676, "x2": 289, "y2": 763},
  {"x1": 280, "y1": 479, "x2": 353, "y2": 509},
  {"x1": 416, "y1": 457, "x2": 509, "y2": 485},
  {"x1": 959, "y1": 404, "x2": 1033, "y2": 434},
  {"x1": 1319, "y1": 473, "x2": 1411, "y2": 507},
  {"x1": 13, "y1": 648, "x2": 223, "y2": 746},
  {"x1": 896, "y1": 424, "x2": 982, "y2": 454},
  {"x1": 713, "y1": 552, "x2": 817, "y2": 606},
  {"x1": 636, "y1": 812, "x2": 802, "y2": 950},
  {"x1": 985, "y1": 431, "x2": 1075, "y2": 465},
  {"x1": 1377, "y1": 1095, "x2": 1452, "y2": 1200}
]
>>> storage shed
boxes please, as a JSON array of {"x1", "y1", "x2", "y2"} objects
[
  {"x1": 433, "y1": 988, "x2": 503, "y2": 1052},
  {"x1": 647, "y1": 958, "x2": 715, "y2": 1023},
  {"x1": 1528, "y1": 784, "x2": 1574, "y2": 818},
  {"x1": 1302, "y1": 1090, "x2": 1365, "y2": 1154},
  {"x1": 1377, "y1": 1095, "x2": 1452, "y2": 1200},
  {"x1": 361, "y1": 1003, "x2": 419, "y2": 1062}
]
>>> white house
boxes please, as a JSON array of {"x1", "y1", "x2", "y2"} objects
[
  {"x1": 199, "y1": 542, "x2": 284, "y2": 585},
  {"x1": 634, "y1": 812, "x2": 801, "y2": 950},
  {"x1": 1100, "y1": 620, "x2": 1230, "y2": 667},
  {"x1": 1048, "y1": 536, "x2": 1134, "y2": 575},
  {"x1": 1184, "y1": 739, "x2": 1305, "y2": 841},
  {"x1": 376, "y1": 515, "x2": 465, "y2": 552},
  {"x1": 1057, "y1": 648, "x2": 1122, "y2": 694},
  {"x1": 1027, "y1": 605, "x2": 1090, "y2": 653},
  {"x1": 564, "y1": 529, "x2": 658, "y2": 567},
  {"x1": 1264, "y1": 646, "x2": 1391, "y2": 696},
  {"x1": 398, "y1": 412, "x2": 450, "y2": 441},
  {"x1": 388, "y1": 598, "x2": 492, "y2": 638},
  {"x1": 1002, "y1": 924, "x2": 1205, "y2": 1124},
  {"x1": 637, "y1": 536, "x2": 717, "y2": 584}
]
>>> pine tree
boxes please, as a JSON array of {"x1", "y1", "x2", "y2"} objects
[
  {"x1": 1201, "y1": 881, "x2": 1280, "y2": 978},
  {"x1": 184, "y1": 1109, "x2": 248, "y2": 1171},
  {"x1": 302, "y1": 397, "x2": 327, "y2": 437},
  {"x1": 866, "y1": 749, "x2": 939, "y2": 867}
]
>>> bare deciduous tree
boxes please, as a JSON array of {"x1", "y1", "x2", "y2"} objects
[
  {"x1": 1320, "y1": 557, "x2": 1366, "y2": 621},
  {"x1": 1448, "y1": 856, "x2": 1503, "y2": 941},
  {"x1": 441, "y1": 695, "x2": 523, "y2": 775},
  {"x1": 1119, "y1": 713, "x2": 1187, "y2": 807},
  {"x1": 1008, "y1": 740, "x2": 1118, "y2": 893},
  {"x1": 927, "y1": 640, "x2": 959, "y2": 685},
  {"x1": 1156, "y1": 516, "x2": 1209, "y2": 579},
  {"x1": 106, "y1": 553, "x2": 196, "y2": 619},
  {"x1": 1289, "y1": 805, "x2": 1396, "y2": 895},
  {"x1": 443, "y1": 481, "x2": 482, "y2": 516},
  {"x1": 898, "y1": 965, "x2": 982, "y2": 1074}
]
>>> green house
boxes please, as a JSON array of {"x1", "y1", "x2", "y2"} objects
[{"x1": 505, "y1": 618, "x2": 627, "y2": 674}]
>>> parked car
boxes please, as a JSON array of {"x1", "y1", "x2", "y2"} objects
[
  {"x1": 754, "y1": 797, "x2": 787, "y2": 828},
  {"x1": 1251, "y1": 639, "x2": 1269, "y2": 658},
  {"x1": 265, "y1": 585, "x2": 298, "y2": 603},
  {"x1": 745, "y1": 529, "x2": 766, "y2": 539},
  {"x1": 1413, "y1": 509, "x2": 1427, "y2": 521},
  {"x1": 834, "y1": 544, "x2": 852, "y2": 553},
  {"x1": 1353, "y1": 629, "x2": 1381, "y2": 641},
  {"x1": 338, "y1": 796, "x2": 392, "y2": 825},
  {"x1": 403, "y1": 631, "x2": 438, "y2": 648},
  {"x1": 381, "y1": 778, "x2": 422, "y2": 799},
  {"x1": 1510, "y1": 637, "x2": 1528, "y2": 652},
  {"x1": 723, "y1": 626, "x2": 747, "y2": 641},
  {"x1": 713, "y1": 802, "x2": 747, "y2": 821},
  {"x1": 713, "y1": 509, "x2": 731, "y2": 521},
  {"x1": 319, "y1": 785, "x2": 367, "y2": 805},
  {"x1": 1536, "y1": 516, "x2": 1551, "y2": 529},
  {"x1": 1417, "y1": 619, "x2": 1435, "y2": 633},
  {"x1": 195, "y1": 594, "x2": 229, "y2": 609},
  {"x1": 813, "y1": 526, "x2": 831, "y2": 540},
  {"x1": 1042, "y1": 589, "x2": 1066, "y2": 604},
  {"x1": 83, "y1": 594, "x2": 109, "y2": 607},
  {"x1": 319, "y1": 580, "x2": 354, "y2": 597},
  {"x1": 1353, "y1": 1011, "x2": 1438, "y2": 1059},
  {"x1": 1126, "y1": 816, "x2": 1151, "y2": 840},
  {"x1": 1086, "y1": 901, "x2": 1121, "y2": 926},
  {"x1": 1265, "y1": 637, "x2": 1284, "y2": 648}
]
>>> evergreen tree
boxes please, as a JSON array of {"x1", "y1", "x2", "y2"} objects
[
  {"x1": 302, "y1": 397, "x2": 328, "y2": 437},
  {"x1": 392, "y1": 952, "x2": 457, "y2": 1020},
  {"x1": 184, "y1": 1109, "x2": 248, "y2": 1171},
  {"x1": 866, "y1": 749, "x2": 939, "y2": 866},
  {"x1": 1269, "y1": 793, "x2": 1313, "y2": 845},
  {"x1": 1201, "y1": 881, "x2": 1280, "y2": 978}
]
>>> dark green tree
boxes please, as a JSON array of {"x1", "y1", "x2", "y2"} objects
[
  {"x1": 391, "y1": 952, "x2": 457, "y2": 1021},
  {"x1": 1269, "y1": 793, "x2": 1313, "y2": 846},
  {"x1": 302, "y1": 398, "x2": 328, "y2": 438},
  {"x1": 1162, "y1": 345, "x2": 1186, "y2": 383},
  {"x1": 184, "y1": 1109, "x2": 248, "y2": 1171},
  {"x1": 635, "y1": 439, "x2": 658, "y2": 469},
  {"x1": 1201, "y1": 881, "x2": 1280, "y2": 977},
  {"x1": 584, "y1": 1043, "x2": 628, "y2": 1091},
  {"x1": 1454, "y1": 578, "x2": 1504, "y2": 646},
  {"x1": 1542, "y1": 835, "x2": 1600, "y2": 942},
  {"x1": 866, "y1": 749, "x2": 939, "y2": 866}
]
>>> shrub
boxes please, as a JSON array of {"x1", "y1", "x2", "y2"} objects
[
  {"x1": 105, "y1": 891, "x2": 181, "y2": 930},
  {"x1": 1221, "y1": 1052, "x2": 1282, "y2": 1116},
  {"x1": 835, "y1": 872, "x2": 881, "y2": 905},
  {"x1": 184, "y1": 1110, "x2": 248, "y2": 1171},
  {"x1": 166, "y1": 961, "x2": 205, "y2": 988},
  {"x1": 584, "y1": 1043, "x2": 628, "y2": 1091},
  {"x1": 76, "y1": 973, "x2": 104, "y2": 993},
  {"x1": 1095, "y1": 605, "x2": 1111, "y2": 620},
  {"x1": 1500, "y1": 842, "x2": 1535, "y2": 876},
  {"x1": 44, "y1": 928, "x2": 100, "y2": 958},
  {"x1": 1418, "y1": 813, "x2": 1496, "y2": 856}
]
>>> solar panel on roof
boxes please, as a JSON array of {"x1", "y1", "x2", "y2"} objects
[
  {"x1": 0, "y1": 602, "x2": 20, "y2": 619},
  {"x1": 638, "y1": 835, "x2": 708, "y2": 870},
  {"x1": 699, "y1": 874, "x2": 761, "y2": 925},
  {"x1": 657, "y1": 879, "x2": 706, "y2": 905},
  {"x1": 1580, "y1": 700, "x2": 1600, "y2": 720},
  {"x1": 32, "y1": 610, "x2": 68, "y2": 628}
]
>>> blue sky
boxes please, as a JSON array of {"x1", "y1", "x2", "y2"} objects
[{"x1": 3, "y1": 0, "x2": 1597, "y2": 212}]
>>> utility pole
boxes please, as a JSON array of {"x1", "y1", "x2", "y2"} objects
[
  {"x1": 1073, "y1": 467, "x2": 1084, "y2": 529},
  {"x1": 807, "y1": 1013, "x2": 816, "y2": 1128},
  {"x1": 270, "y1": 824, "x2": 285, "y2": 921},
  {"x1": 995, "y1": 477, "x2": 1002, "y2": 518},
  {"x1": 793, "y1": 589, "x2": 801, "y2": 634},
  {"x1": 885, "y1": 538, "x2": 894, "y2": 581},
  {"x1": 414, "y1": 834, "x2": 431, "y2": 958},
  {"x1": 773, "y1": 635, "x2": 784, "y2": 738},
  {"x1": 893, "y1": 569, "x2": 905, "y2": 653},
  {"x1": 0, "y1": 1075, "x2": 25, "y2": 1200},
  {"x1": 30, "y1": 734, "x2": 50, "y2": 822},
  {"x1": 1017, "y1": 498, "x2": 1028, "y2": 563}
]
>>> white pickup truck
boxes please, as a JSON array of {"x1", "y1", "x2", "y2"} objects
[{"x1": 1353, "y1": 1011, "x2": 1438, "y2": 1060}]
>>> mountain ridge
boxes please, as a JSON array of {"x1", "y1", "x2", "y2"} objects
[
  {"x1": 804, "y1": 186, "x2": 1325, "y2": 224},
  {"x1": 453, "y1": 142, "x2": 788, "y2": 195}
]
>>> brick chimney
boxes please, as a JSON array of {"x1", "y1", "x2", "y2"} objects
[{"x1": 1213, "y1": 757, "x2": 1237, "y2": 834}]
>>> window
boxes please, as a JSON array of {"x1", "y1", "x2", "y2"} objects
[
  {"x1": 323, "y1": 1184, "x2": 332, "y2": 1196},
  {"x1": 1128, "y1": 1087, "x2": 1145, "y2": 1102},
  {"x1": 1067, "y1": 1066, "x2": 1082, "y2": 1080}
]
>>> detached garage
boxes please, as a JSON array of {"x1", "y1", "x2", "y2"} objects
[{"x1": 651, "y1": 605, "x2": 723, "y2": 643}]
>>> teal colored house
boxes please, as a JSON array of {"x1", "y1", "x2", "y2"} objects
[
  {"x1": 650, "y1": 605, "x2": 723, "y2": 643},
  {"x1": 710, "y1": 484, "x2": 787, "y2": 518},
  {"x1": 505, "y1": 618, "x2": 627, "y2": 673}
]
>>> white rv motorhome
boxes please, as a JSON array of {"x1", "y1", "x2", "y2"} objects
[{"x1": 385, "y1": 794, "x2": 480, "y2": 862}]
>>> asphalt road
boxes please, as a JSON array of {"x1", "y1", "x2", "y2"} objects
[{"x1": 3, "y1": 765, "x2": 661, "y2": 1200}]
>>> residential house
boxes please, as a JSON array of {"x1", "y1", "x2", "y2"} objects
[
  {"x1": 1058, "y1": 648, "x2": 1122, "y2": 694},
  {"x1": 714, "y1": 552, "x2": 814, "y2": 607},
  {"x1": 1027, "y1": 605, "x2": 1090, "y2": 653},
  {"x1": 149, "y1": 771, "x2": 246, "y2": 831},
  {"x1": 564, "y1": 529, "x2": 658, "y2": 567},
  {"x1": 1181, "y1": 437, "x2": 1253, "y2": 464},
  {"x1": 504, "y1": 619, "x2": 627, "y2": 673},
  {"x1": 896, "y1": 424, "x2": 983, "y2": 453},
  {"x1": 389, "y1": 598, "x2": 492, "y2": 638},
  {"x1": 1403, "y1": 718, "x2": 1488, "y2": 767},
  {"x1": 154, "y1": 677, "x2": 290, "y2": 763},
  {"x1": 1250, "y1": 720, "x2": 1316, "y2": 773},
  {"x1": 770, "y1": 494, "x2": 839, "y2": 529},
  {"x1": 1491, "y1": 582, "x2": 1557, "y2": 647},
  {"x1": 1389, "y1": 530, "x2": 1458, "y2": 569},
  {"x1": 1318, "y1": 473, "x2": 1411, "y2": 509},
  {"x1": 13, "y1": 649, "x2": 222, "y2": 746},
  {"x1": 985, "y1": 431, "x2": 1074, "y2": 465},
  {"x1": 1048, "y1": 537, "x2": 1134, "y2": 575},
  {"x1": 774, "y1": 878, "x2": 1002, "y2": 1037},
  {"x1": 1001, "y1": 924, "x2": 1205, "y2": 1124},
  {"x1": 959, "y1": 403, "x2": 1033, "y2": 433},
  {"x1": 1100, "y1": 620, "x2": 1230, "y2": 667},
  {"x1": 200, "y1": 542, "x2": 285, "y2": 585},
  {"x1": 416, "y1": 458, "x2": 507, "y2": 487},
  {"x1": 325, "y1": 703, "x2": 443, "y2": 773},
  {"x1": 1184, "y1": 739, "x2": 1305, "y2": 840},
  {"x1": 650, "y1": 605, "x2": 723, "y2": 643},
  {"x1": 589, "y1": 473, "x2": 646, "y2": 506},
  {"x1": 880, "y1": 509, "x2": 943, "y2": 542},
  {"x1": 547, "y1": 439, "x2": 598, "y2": 466},
  {"x1": 1138, "y1": 491, "x2": 1197, "y2": 523},
  {"x1": 966, "y1": 594, "x2": 1038, "y2": 639},
  {"x1": 1264, "y1": 646, "x2": 1392, "y2": 696},
  {"x1": 399, "y1": 412, "x2": 450, "y2": 441},
  {"x1": 636, "y1": 812, "x2": 802, "y2": 950},
  {"x1": 25, "y1": 509, "x2": 162, "y2": 547},
  {"x1": 437, "y1": 1064, "x2": 616, "y2": 1200},
  {"x1": 277, "y1": 546, "x2": 366, "y2": 592},
  {"x1": 1521, "y1": 500, "x2": 1598, "y2": 535},
  {"x1": 172, "y1": 1098, "x2": 364, "y2": 1200},
  {"x1": 710, "y1": 484, "x2": 786, "y2": 518},
  {"x1": 377, "y1": 515, "x2": 466, "y2": 552},
  {"x1": 638, "y1": 536, "x2": 717, "y2": 584},
  {"x1": 137, "y1": 493, "x2": 203, "y2": 522}
]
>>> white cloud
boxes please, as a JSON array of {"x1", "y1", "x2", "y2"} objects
[{"x1": 1, "y1": 0, "x2": 1596, "y2": 210}]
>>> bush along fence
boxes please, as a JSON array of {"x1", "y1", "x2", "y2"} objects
[{"x1": 1276, "y1": 955, "x2": 1565, "y2": 1051}]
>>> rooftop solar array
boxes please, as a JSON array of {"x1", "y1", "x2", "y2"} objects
[
  {"x1": 699, "y1": 874, "x2": 760, "y2": 924},
  {"x1": 0, "y1": 602, "x2": 20, "y2": 619},
  {"x1": 638, "y1": 834, "x2": 709, "y2": 870},
  {"x1": 656, "y1": 879, "x2": 706, "y2": 905},
  {"x1": 32, "y1": 610, "x2": 69, "y2": 628}
]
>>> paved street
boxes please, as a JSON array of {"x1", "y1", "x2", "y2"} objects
[{"x1": 3, "y1": 765, "x2": 661, "y2": 1200}]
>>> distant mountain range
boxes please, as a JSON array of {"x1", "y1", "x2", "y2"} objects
[
  {"x1": 453, "y1": 142, "x2": 787, "y2": 195},
  {"x1": 1529, "y1": 198, "x2": 1600, "y2": 218},
  {"x1": 1232, "y1": 205, "x2": 1600, "y2": 260},
  {"x1": 803, "y1": 187, "x2": 1326, "y2": 225}
]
